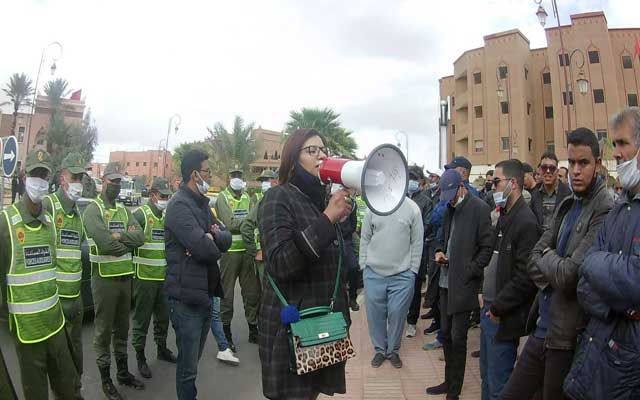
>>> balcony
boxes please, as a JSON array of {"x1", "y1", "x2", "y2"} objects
[
  {"x1": 455, "y1": 92, "x2": 468, "y2": 111},
  {"x1": 454, "y1": 124, "x2": 468, "y2": 141}
]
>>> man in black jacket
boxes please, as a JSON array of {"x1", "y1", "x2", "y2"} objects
[
  {"x1": 426, "y1": 169, "x2": 493, "y2": 400},
  {"x1": 480, "y1": 159, "x2": 540, "y2": 400},
  {"x1": 501, "y1": 128, "x2": 613, "y2": 400},
  {"x1": 164, "y1": 150, "x2": 232, "y2": 400},
  {"x1": 529, "y1": 152, "x2": 571, "y2": 231}
]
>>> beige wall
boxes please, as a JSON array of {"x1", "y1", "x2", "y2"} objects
[
  {"x1": 440, "y1": 11, "x2": 640, "y2": 175},
  {"x1": 109, "y1": 150, "x2": 173, "y2": 181}
]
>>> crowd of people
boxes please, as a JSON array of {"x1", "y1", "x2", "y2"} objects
[{"x1": 0, "y1": 107, "x2": 639, "y2": 400}]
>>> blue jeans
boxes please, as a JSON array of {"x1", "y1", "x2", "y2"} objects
[
  {"x1": 210, "y1": 297, "x2": 228, "y2": 351},
  {"x1": 364, "y1": 267, "x2": 415, "y2": 356},
  {"x1": 168, "y1": 298, "x2": 212, "y2": 400},
  {"x1": 480, "y1": 306, "x2": 518, "y2": 400}
]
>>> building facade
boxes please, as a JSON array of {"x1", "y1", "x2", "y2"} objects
[
  {"x1": 109, "y1": 150, "x2": 173, "y2": 181},
  {"x1": 439, "y1": 11, "x2": 640, "y2": 174}
]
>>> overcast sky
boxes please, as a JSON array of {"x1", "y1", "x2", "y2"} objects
[{"x1": 1, "y1": 0, "x2": 638, "y2": 170}]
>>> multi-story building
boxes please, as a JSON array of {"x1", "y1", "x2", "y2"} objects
[
  {"x1": 439, "y1": 11, "x2": 640, "y2": 175},
  {"x1": 109, "y1": 150, "x2": 173, "y2": 181}
]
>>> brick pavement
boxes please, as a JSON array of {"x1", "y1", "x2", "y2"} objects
[{"x1": 321, "y1": 294, "x2": 482, "y2": 400}]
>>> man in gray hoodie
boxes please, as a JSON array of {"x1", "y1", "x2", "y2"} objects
[{"x1": 360, "y1": 197, "x2": 423, "y2": 369}]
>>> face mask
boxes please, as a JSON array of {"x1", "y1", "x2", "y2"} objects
[
  {"x1": 429, "y1": 182, "x2": 437, "y2": 189},
  {"x1": 616, "y1": 150, "x2": 640, "y2": 191},
  {"x1": 230, "y1": 178, "x2": 244, "y2": 191},
  {"x1": 65, "y1": 182, "x2": 84, "y2": 202},
  {"x1": 408, "y1": 180, "x2": 420, "y2": 194},
  {"x1": 196, "y1": 172, "x2": 209, "y2": 195},
  {"x1": 454, "y1": 194, "x2": 465, "y2": 207},
  {"x1": 492, "y1": 180, "x2": 512, "y2": 208},
  {"x1": 261, "y1": 181, "x2": 271, "y2": 192},
  {"x1": 25, "y1": 177, "x2": 49, "y2": 203},
  {"x1": 105, "y1": 183, "x2": 121, "y2": 201},
  {"x1": 156, "y1": 199, "x2": 168, "y2": 210}
]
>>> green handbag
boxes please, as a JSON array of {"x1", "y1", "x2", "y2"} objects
[{"x1": 267, "y1": 230, "x2": 356, "y2": 375}]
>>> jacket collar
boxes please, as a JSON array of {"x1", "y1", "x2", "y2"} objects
[
  {"x1": 179, "y1": 183, "x2": 209, "y2": 208},
  {"x1": 498, "y1": 195, "x2": 526, "y2": 230}
]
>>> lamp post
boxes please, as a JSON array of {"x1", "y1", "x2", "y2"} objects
[
  {"x1": 163, "y1": 114, "x2": 181, "y2": 178},
  {"x1": 158, "y1": 139, "x2": 167, "y2": 177},
  {"x1": 439, "y1": 99, "x2": 449, "y2": 168},
  {"x1": 534, "y1": 1, "x2": 589, "y2": 134},
  {"x1": 26, "y1": 41, "x2": 63, "y2": 152},
  {"x1": 395, "y1": 130, "x2": 409, "y2": 163}
]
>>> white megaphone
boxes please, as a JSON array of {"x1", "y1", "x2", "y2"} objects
[{"x1": 319, "y1": 143, "x2": 408, "y2": 216}]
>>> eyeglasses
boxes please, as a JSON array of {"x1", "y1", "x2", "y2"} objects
[
  {"x1": 199, "y1": 169, "x2": 211, "y2": 175},
  {"x1": 540, "y1": 164, "x2": 557, "y2": 173},
  {"x1": 492, "y1": 177, "x2": 504, "y2": 186},
  {"x1": 301, "y1": 145, "x2": 330, "y2": 157}
]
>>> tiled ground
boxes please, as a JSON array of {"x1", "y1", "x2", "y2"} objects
[{"x1": 321, "y1": 294, "x2": 482, "y2": 400}]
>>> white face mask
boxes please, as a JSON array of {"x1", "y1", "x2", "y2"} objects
[
  {"x1": 65, "y1": 182, "x2": 84, "y2": 202},
  {"x1": 492, "y1": 180, "x2": 512, "y2": 208},
  {"x1": 156, "y1": 199, "x2": 168, "y2": 210},
  {"x1": 230, "y1": 178, "x2": 244, "y2": 191},
  {"x1": 196, "y1": 172, "x2": 209, "y2": 195},
  {"x1": 25, "y1": 177, "x2": 50, "y2": 204},
  {"x1": 452, "y1": 192, "x2": 465, "y2": 207},
  {"x1": 261, "y1": 181, "x2": 271, "y2": 192},
  {"x1": 616, "y1": 149, "x2": 640, "y2": 191}
]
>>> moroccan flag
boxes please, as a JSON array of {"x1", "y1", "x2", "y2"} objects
[
  {"x1": 70, "y1": 89, "x2": 82, "y2": 100},
  {"x1": 635, "y1": 36, "x2": 640, "y2": 60}
]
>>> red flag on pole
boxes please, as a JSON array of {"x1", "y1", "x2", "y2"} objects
[
  {"x1": 70, "y1": 89, "x2": 82, "y2": 100},
  {"x1": 635, "y1": 36, "x2": 640, "y2": 60}
]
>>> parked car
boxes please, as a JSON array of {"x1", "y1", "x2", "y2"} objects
[{"x1": 117, "y1": 177, "x2": 142, "y2": 206}]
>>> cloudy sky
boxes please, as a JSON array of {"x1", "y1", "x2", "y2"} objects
[{"x1": 1, "y1": 0, "x2": 638, "y2": 170}]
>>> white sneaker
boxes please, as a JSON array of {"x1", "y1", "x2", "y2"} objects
[
  {"x1": 217, "y1": 348, "x2": 240, "y2": 366},
  {"x1": 406, "y1": 324, "x2": 417, "y2": 337}
]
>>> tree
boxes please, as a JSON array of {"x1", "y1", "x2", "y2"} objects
[
  {"x1": 43, "y1": 78, "x2": 71, "y2": 112},
  {"x1": 172, "y1": 140, "x2": 207, "y2": 179},
  {"x1": 1, "y1": 73, "x2": 34, "y2": 135},
  {"x1": 206, "y1": 115, "x2": 259, "y2": 180},
  {"x1": 46, "y1": 108, "x2": 99, "y2": 172},
  {"x1": 285, "y1": 107, "x2": 357, "y2": 158}
]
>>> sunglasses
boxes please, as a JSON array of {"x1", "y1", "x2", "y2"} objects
[
  {"x1": 540, "y1": 164, "x2": 557, "y2": 173},
  {"x1": 301, "y1": 145, "x2": 330, "y2": 157}
]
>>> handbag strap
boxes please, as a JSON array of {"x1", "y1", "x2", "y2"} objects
[{"x1": 267, "y1": 228, "x2": 344, "y2": 311}]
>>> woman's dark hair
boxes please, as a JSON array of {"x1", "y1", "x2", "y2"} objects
[
  {"x1": 181, "y1": 149, "x2": 209, "y2": 183},
  {"x1": 279, "y1": 129, "x2": 327, "y2": 185}
]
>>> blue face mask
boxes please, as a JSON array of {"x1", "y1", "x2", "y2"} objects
[{"x1": 408, "y1": 180, "x2": 420, "y2": 194}]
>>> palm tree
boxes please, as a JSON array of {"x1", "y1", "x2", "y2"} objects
[
  {"x1": 285, "y1": 107, "x2": 357, "y2": 158},
  {"x1": 1, "y1": 73, "x2": 34, "y2": 135},
  {"x1": 207, "y1": 115, "x2": 259, "y2": 180},
  {"x1": 43, "y1": 78, "x2": 71, "y2": 115}
]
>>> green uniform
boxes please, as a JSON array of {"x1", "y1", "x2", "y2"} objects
[
  {"x1": 131, "y1": 203, "x2": 169, "y2": 353},
  {"x1": 42, "y1": 189, "x2": 85, "y2": 382},
  {"x1": 83, "y1": 194, "x2": 144, "y2": 370},
  {"x1": 0, "y1": 346, "x2": 17, "y2": 400},
  {"x1": 215, "y1": 187, "x2": 259, "y2": 326},
  {"x1": 81, "y1": 174, "x2": 97, "y2": 199},
  {"x1": 0, "y1": 199, "x2": 78, "y2": 399},
  {"x1": 240, "y1": 199, "x2": 264, "y2": 285}
]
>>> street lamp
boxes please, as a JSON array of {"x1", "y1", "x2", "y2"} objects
[
  {"x1": 26, "y1": 41, "x2": 63, "y2": 151},
  {"x1": 163, "y1": 114, "x2": 181, "y2": 178},
  {"x1": 439, "y1": 100, "x2": 449, "y2": 168},
  {"x1": 536, "y1": 4, "x2": 548, "y2": 27}
]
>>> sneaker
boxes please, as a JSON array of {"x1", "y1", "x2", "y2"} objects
[
  {"x1": 388, "y1": 353, "x2": 403, "y2": 369},
  {"x1": 371, "y1": 353, "x2": 386, "y2": 368},
  {"x1": 423, "y1": 322, "x2": 439, "y2": 335},
  {"x1": 426, "y1": 381, "x2": 448, "y2": 395},
  {"x1": 217, "y1": 348, "x2": 240, "y2": 366},
  {"x1": 471, "y1": 350, "x2": 480, "y2": 358},
  {"x1": 406, "y1": 324, "x2": 417, "y2": 337},
  {"x1": 422, "y1": 339, "x2": 443, "y2": 351}
]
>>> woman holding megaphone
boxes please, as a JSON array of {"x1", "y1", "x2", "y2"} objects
[{"x1": 257, "y1": 128, "x2": 354, "y2": 400}]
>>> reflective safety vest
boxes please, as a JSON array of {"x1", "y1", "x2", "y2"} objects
[
  {"x1": 133, "y1": 205, "x2": 166, "y2": 281},
  {"x1": 1, "y1": 205, "x2": 65, "y2": 344},
  {"x1": 355, "y1": 196, "x2": 368, "y2": 231},
  {"x1": 86, "y1": 197, "x2": 134, "y2": 278},
  {"x1": 45, "y1": 193, "x2": 84, "y2": 298},
  {"x1": 220, "y1": 188, "x2": 250, "y2": 252},
  {"x1": 255, "y1": 192, "x2": 264, "y2": 203}
]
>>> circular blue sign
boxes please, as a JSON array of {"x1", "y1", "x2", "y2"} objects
[{"x1": 3, "y1": 136, "x2": 18, "y2": 177}]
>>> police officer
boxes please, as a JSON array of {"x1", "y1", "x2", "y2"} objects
[
  {"x1": 132, "y1": 178, "x2": 176, "y2": 379},
  {"x1": 83, "y1": 162, "x2": 145, "y2": 400},
  {"x1": 42, "y1": 152, "x2": 87, "y2": 398},
  {"x1": 241, "y1": 170, "x2": 278, "y2": 286},
  {"x1": 215, "y1": 168, "x2": 259, "y2": 349},
  {"x1": 0, "y1": 149, "x2": 78, "y2": 399}
]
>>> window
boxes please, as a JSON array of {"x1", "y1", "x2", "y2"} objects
[
  {"x1": 452, "y1": 124, "x2": 456, "y2": 135},
  {"x1": 498, "y1": 66, "x2": 508, "y2": 79},
  {"x1": 474, "y1": 105, "x2": 483, "y2": 118},
  {"x1": 563, "y1": 91, "x2": 574, "y2": 105},
  {"x1": 500, "y1": 101, "x2": 509, "y2": 114},
  {"x1": 527, "y1": 102, "x2": 531, "y2": 115},
  {"x1": 451, "y1": 96, "x2": 455, "y2": 106},
  {"x1": 629, "y1": 93, "x2": 639, "y2": 107},
  {"x1": 543, "y1": 72, "x2": 551, "y2": 84},
  {"x1": 474, "y1": 140, "x2": 484, "y2": 153},
  {"x1": 588, "y1": 50, "x2": 600, "y2": 64},
  {"x1": 559, "y1": 53, "x2": 569, "y2": 66},
  {"x1": 473, "y1": 72, "x2": 482, "y2": 84},
  {"x1": 136, "y1": 162, "x2": 139, "y2": 167},
  {"x1": 545, "y1": 106, "x2": 554, "y2": 119},
  {"x1": 623, "y1": 55, "x2": 633, "y2": 69},
  {"x1": 17, "y1": 126, "x2": 25, "y2": 142},
  {"x1": 263, "y1": 151, "x2": 268, "y2": 159},
  {"x1": 524, "y1": 68, "x2": 529, "y2": 80},
  {"x1": 596, "y1": 129, "x2": 608, "y2": 140},
  {"x1": 528, "y1": 138, "x2": 533, "y2": 152},
  {"x1": 546, "y1": 142, "x2": 555, "y2": 154},
  {"x1": 593, "y1": 89, "x2": 605, "y2": 103},
  {"x1": 143, "y1": 162, "x2": 147, "y2": 167},
  {"x1": 154, "y1": 162, "x2": 158, "y2": 168},
  {"x1": 501, "y1": 137, "x2": 510, "y2": 151}
]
